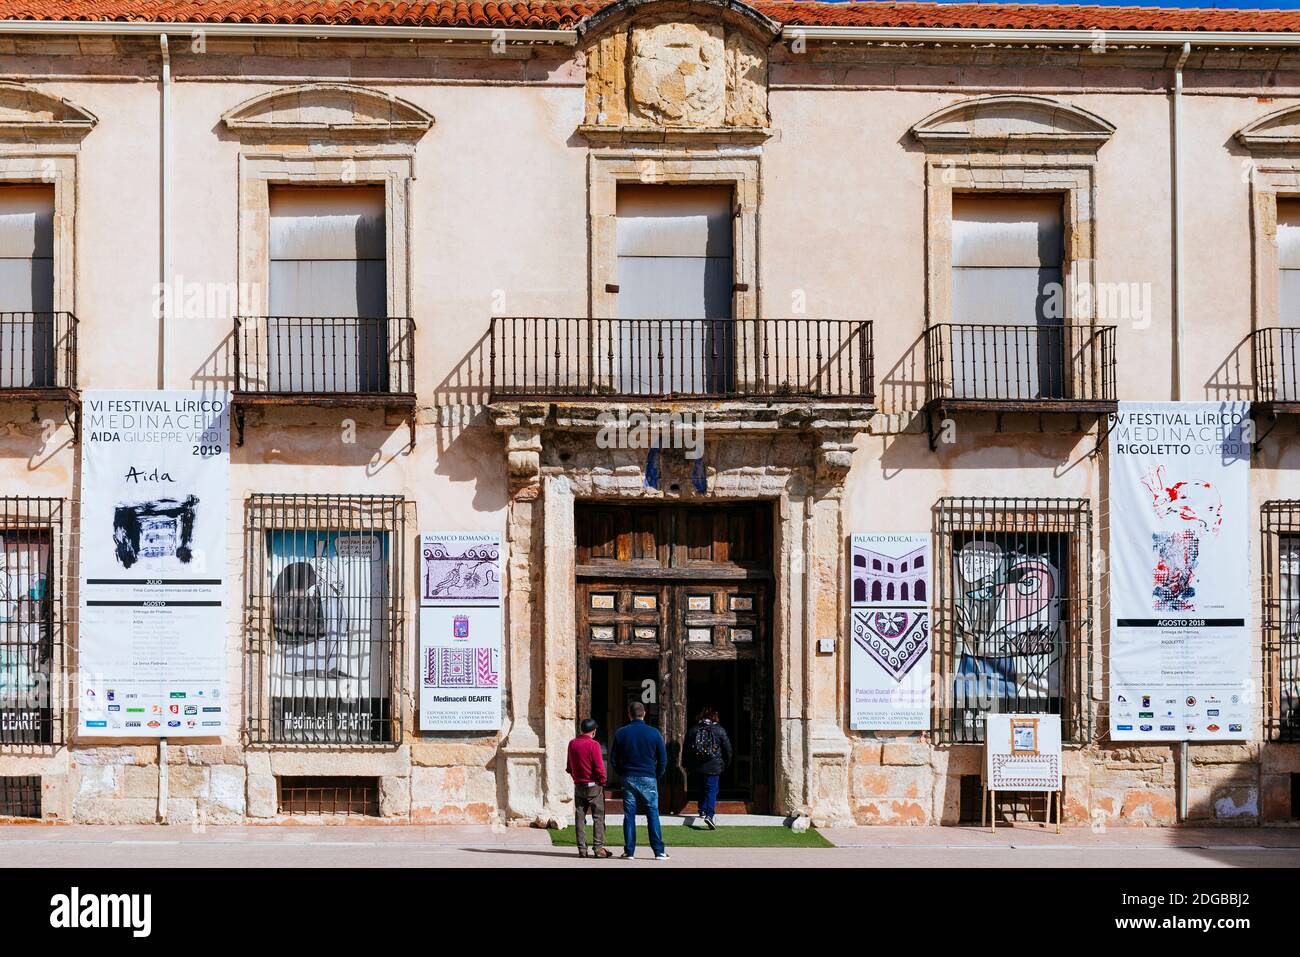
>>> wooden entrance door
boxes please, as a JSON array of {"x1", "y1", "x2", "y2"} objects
[{"x1": 575, "y1": 503, "x2": 772, "y2": 813}]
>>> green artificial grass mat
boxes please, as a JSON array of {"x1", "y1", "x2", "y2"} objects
[{"x1": 548, "y1": 824, "x2": 832, "y2": 849}]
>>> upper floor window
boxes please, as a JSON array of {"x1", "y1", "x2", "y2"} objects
[
  {"x1": 0, "y1": 186, "x2": 56, "y2": 390},
  {"x1": 949, "y1": 193, "x2": 1065, "y2": 400},
  {"x1": 263, "y1": 186, "x2": 388, "y2": 394}
]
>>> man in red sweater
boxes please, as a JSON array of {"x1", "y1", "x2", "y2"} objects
[{"x1": 566, "y1": 718, "x2": 611, "y2": 858}]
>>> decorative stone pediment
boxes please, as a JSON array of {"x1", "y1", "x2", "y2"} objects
[
  {"x1": 911, "y1": 94, "x2": 1115, "y2": 151},
  {"x1": 579, "y1": 0, "x2": 779, "y2": 142},
  {"x1": 221, "y1": 83, "x2": 434, "y2": 142},
  {"x1": 1236, "y1": 104, "x2": 1300, "y2": 154},
  {"x1": 0, "y1": 81, "x2": 97, "y2": 140}
]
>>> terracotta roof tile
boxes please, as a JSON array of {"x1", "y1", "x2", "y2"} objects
[{"x1": 0, "y1": 1, "x2": 1293, "y2": 34}]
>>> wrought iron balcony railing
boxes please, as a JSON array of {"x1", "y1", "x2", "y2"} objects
[
  {"x1": 233, "y1": 316, "x2": 416, "y2": 399},
  {"x1": 1253, "y1": 326, "x2": 1300, "y2": 406},
  {"x1": 0, "y1": 311, "x2": 77, "y2": 394},
  {"x1": 924, "y1": 323, "x2": 1117, "y2": 409},
  {"x1": 489, "y1": 318, "x2": 874, "y2": 403}
]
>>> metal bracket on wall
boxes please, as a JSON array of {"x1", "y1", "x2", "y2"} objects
[
  {"x1": 233, "y1": 403, "x2": 245, "y2": 447},
  {"x1": 63, "y1": 398, "x2": 81, "y2": 444},
  {"x1": 1252, "y1": 407, "x2": 1279, "y2": 454},
  {"x1": 1089, "y1": 412, "x2": 1115, "y2": 459}
]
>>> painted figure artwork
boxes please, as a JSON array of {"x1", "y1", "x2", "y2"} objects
[
  {"x1": 952, "y1": 538, "x2": 1063, "y2": 708},
  {"x1": 0, "y1": 537, "x2": 51, "y2": 698},
  {"x1": 1140, "y1": 467, "x2": 1222, "y2": 613},
  {"x1": 112, "y1": 495, "x2": 199, "y2": 569},
  {"x1": 269, "y1": 532, "x2": 387, "y2": 698},
  {"x1": 1152, "y1": 530, "x2": 1200, "y2": 611},
  {"x1": 422, "y1": 537, "x2": 500, "y2": 604},
  {"x1": 851, "y1": 608, "x2": 929, "y2": 682},
  {"x1": 851, "y1": 541, "x2": 927, "y2": 605}
]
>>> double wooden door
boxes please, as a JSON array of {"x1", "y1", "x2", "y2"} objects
[{"x1": 575, "y1": 502, "x2": 773, "y2": 813}]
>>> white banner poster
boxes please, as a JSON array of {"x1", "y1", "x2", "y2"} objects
[
  {"x1": 419, "y1": 532, "x2": 502, "y2": 730},
  {"x1": 79, "y1": 390, "x2": 230, "y2": 738},
  {"x1": 1109, "y1": 401, "x2": 1252, "y2": 741},
  {"x1": 849, "y1": 533, "x2": 931, "y2": 730}
]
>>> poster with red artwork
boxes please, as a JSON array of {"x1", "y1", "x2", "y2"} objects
[{"x1": 1109, "y1": 402, "x2": 1252, "y2": 742}]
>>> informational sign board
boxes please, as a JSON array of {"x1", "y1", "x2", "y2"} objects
[
  {"x1": 1108, "y1": 401, "x2": 1252, "y2": 741},
  {"x1": 984, "y1": 713, "x2": 1062, "y2": 791},
  {"x1": 418, "y1": 532, "x2": 502, "y2": 731},
  {"x1": 78, "y1": 390, "x2": 230, "y2": 738},
  {"x1": 849, "y1": 533, "x2": 931, "y2": 730}
]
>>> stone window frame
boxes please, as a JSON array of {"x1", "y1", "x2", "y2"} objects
[
  {"x1": 1247, "y1": 165, "x2": 1300, "y2": 340},
  {"x1": 236, "y1": 151, "x2": 415, "y2": 323},
  {"x1": 0, "y1": 155, "x2": 77, "y2": 317},
  {"x1": 588, "y1": 150, "x2": 759, "y2": 323},
  {"x1": 242, "y1": 492, "x2": 411, "y2": 751},
  {"x1": 932, "y1": 496, "x2": 1095, "y2": 746},
  {"x1": 924, "y1": 158, "x2": 1098, "y2": 337}
]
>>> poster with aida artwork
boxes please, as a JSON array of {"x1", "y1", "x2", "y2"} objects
[
  {"x1": 419, "y1": 531, "x2": 503, "y2": 730},
  {"x1": 78, "y1": 390, "x2": 230, "y2": 738},
  {"x1": 1109, "y1": 402, "x2": 1252, "y2": 742},
  {"x1": 849, "y1": 533, "x2": 931, "y2": 730}
]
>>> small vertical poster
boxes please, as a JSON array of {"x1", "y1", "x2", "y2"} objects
[
  {"x1": 1109, "y1": 401, "x2": 1252, "y2": 741},
  {"x1": 985, "y1": 713, "x2": 1062, "y2": 791},
  {"x1": 78, "y1": 390, "x2": 230, "y2": 738},
  {"x1": 849, "y1": 533, "x2": 931, "y2": 730},
  {"x1": 419, "y1": 532, "x2": 502, "y2": 731}
]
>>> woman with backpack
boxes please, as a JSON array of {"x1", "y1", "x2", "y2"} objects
[{"x1": 683, "y1": 706, "x2": 732, "y2": 830}]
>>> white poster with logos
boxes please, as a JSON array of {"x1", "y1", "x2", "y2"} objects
[
  {"x1": 1109, "y1": 401, "x2": 1252, "y2": 741},
  {"x1": 78, "y1": 390, "x2": 230, "y2": 737},
  {"x1": 418, "y1": 532, "x2": 502, "y2": 731},
  {"x1": 849, "y1": 533, "x2": 931, "y2": 730}
]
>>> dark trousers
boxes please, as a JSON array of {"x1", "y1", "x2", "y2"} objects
[
  {"x1": 574, "y1": 783, "x2": 606, "y2": 850},
  {"x1": 692, "y1": 773, "x2": 721, "y2": 817}
]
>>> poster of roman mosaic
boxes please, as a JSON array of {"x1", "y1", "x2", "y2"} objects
[
  {"x1": 1109, "y1": 401, "x2": 1252, "y2": 742},
  {"x1": 419, "y1": 532, "x2": 502, "y2": 730},
  {"x1": 78, "y1": 390, "x2": 230, "y2": 738},
  {"x1": 850, "y1": 533, "x2": 931, "y2": 730}
]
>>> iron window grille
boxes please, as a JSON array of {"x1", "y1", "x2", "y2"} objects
[
  {"x1": 0, "y1": 775, "x2": 41, "y2": 818},
  {"x1": 277, "y1": 775, "x2": 380, "y2": 817},
  {"x1": 1262, "y1": 501, "x2": 1300, "y2": 741},
  {"x1": 934, "y1": 497, "x2": 1093, "y2": 744},
  {"x1": 0, "y1": 497, "x2": 66, "y2": 747},
  {"x1": 244, "y1": 494, "x2": 407, "y2": 747}
]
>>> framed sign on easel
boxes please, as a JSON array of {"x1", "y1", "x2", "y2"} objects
[{"x1": 982, "y1": 713, "x2": 1062, "y2": 833}]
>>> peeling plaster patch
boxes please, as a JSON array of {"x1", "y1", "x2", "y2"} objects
[{"x1": 1215, "y1": 788, "x2": 1259, "y2": 819}]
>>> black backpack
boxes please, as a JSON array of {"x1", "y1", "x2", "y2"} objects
[{"x1": 689, "y1": 724, "x2": 720, "y2": 762}]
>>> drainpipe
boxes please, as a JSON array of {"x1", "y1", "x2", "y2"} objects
[
  {"x1": 1172, "y1": 41, "x2": 1191, "y2": 403},
  {"x1": 158, "y1": 33, "x2": 170, "y2": 823},
  {"x1": 158, "y1": 33, "x2": 170, "y2": 392},
  {"x1": 1172, "y1": 41, "x2": 1192, "y2": 823}
]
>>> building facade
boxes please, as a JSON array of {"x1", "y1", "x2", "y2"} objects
[{"x1": 1, "y1": 0, "x2": 1300, "y2": 827}]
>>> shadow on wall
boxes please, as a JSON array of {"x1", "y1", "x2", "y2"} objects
[
  {"x1": 1204, "y1": 334, "x2": 1253, "y2": 402},
  {"x1": 878, "y1": 331, "x2": 927, "y2": 414},
  {"x1": 432, "y1": 323, "x2": 506, "y2": 514}
]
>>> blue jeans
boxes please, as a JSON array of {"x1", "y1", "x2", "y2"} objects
[
  {"x1": 694, "y1": 773, "x2": 720, "y2": 818},
  {"x1": 621, "y1": 775, "x2": 665, "y2": 857}
]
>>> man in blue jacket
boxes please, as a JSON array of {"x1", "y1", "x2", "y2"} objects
[{"x1": 611, "y1": 701, "x2": 669, "y2": 860}]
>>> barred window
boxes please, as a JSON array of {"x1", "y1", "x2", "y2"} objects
[
  {"x1": 0, "y1": 497, "x2": 66, "y2": 746},
  {"x1": 245, "y1": 494, "x2": 406, "y2": 746},
  {"x1": 934, "y1": 497, "x2": 1093, "y2": 744},
  {"x1": 1263, "y1": 502, "x2": 1300, "y2": 741}
]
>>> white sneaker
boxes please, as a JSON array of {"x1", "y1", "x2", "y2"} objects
[{"x1": 655, "y1": 853, "x2": 671, "y2": 861}]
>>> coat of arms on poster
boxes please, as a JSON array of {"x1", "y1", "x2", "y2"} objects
[
  {"x1": 419, "y1": 532, "x2": 503, "y2": 731},
  {"x1": 984, "y1": 713, "x2": 1062, "y2": 791},
  {"x1": 849, "y1": 533, "x2": 932, "y2": 731}
]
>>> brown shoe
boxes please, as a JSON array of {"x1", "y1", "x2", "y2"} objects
[{"x1": 593, "y1": 848, "x2": 613, "y2": 858}]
